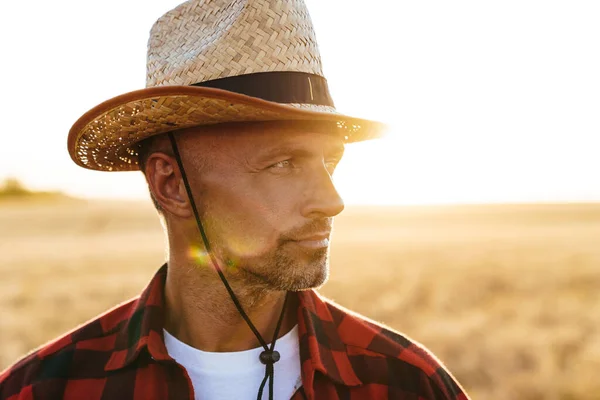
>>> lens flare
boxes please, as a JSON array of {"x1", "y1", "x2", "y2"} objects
[
  {"x1": 225, "y1": 258, "x2": 239, "y2": 273},
  {"x1": 188, "y1": 245, "x2": 240, "y2": 273},
  {"x1": 188, "y1": 245, "x2": 210, "y2": 267}
]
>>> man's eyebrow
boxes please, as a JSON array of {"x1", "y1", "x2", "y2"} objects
[
  {"x1": 252, "y1": 142, "x2": 344, "y2": 163},
  {"x1": 253, "y1": 145, "x2": 312, "y2": 161}
]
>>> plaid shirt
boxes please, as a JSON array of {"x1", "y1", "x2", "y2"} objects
[{"x1": 0, "y1": 264, "x2": 469, "y2": 399}]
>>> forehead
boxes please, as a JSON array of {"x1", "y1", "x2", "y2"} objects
[{"x1": 180, "y1": 121, "x2": 345, "y2": 154}]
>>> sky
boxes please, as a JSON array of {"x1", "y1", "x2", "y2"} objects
[{"x1": 0, "y1": 0, "x2": 599, "y2": 205}]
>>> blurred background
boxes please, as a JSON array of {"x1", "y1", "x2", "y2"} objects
[{"x1": 1, "y1": 1, "x2": 599, "y2": 399}]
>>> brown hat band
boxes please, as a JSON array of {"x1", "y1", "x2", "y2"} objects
[{"x1": 191, "y1": 71, "x2": 335, "y2": 107}]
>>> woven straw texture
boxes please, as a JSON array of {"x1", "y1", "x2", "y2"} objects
[
  {"x1": 147, "y1": 0, "x2": 323, "y2": 86},
  {"x1": 69, "y1": 0, "x2": 387, "y2": 171}
]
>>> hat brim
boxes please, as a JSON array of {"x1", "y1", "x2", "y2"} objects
[{"x1": 68, "y1": 85, "x2": 388, "y2": 171}]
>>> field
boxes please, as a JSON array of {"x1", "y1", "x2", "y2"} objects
[{"x1": 1, "y1": 199, "x2": 599, "y2": 399}]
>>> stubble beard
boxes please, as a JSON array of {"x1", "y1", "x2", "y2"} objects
[
  {"x1": 220, "y1": 242, "x2": 330, "y2": 293},
  {"x1": 260, "y1": 244, "x2": 330, "y2": 291},
  {"x1": 197, "y1": 210, "x2": 333, "y2": 293}
]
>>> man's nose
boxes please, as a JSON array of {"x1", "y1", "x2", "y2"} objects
[{"x1": 300, "y1": 166, "x2": 345, "y2": 218}]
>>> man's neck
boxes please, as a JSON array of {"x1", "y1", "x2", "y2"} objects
[{"x1": 163, "y1": 253, "x2": 298, "y2": 353}]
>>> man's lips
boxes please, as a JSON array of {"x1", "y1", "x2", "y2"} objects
[{"x1": 290, "y1": 232, "x2": 331, "y2": 249}]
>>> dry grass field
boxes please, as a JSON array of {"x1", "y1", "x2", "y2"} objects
[{"x1": 1, "y1": 199, "x2": 599, "y2": 399}]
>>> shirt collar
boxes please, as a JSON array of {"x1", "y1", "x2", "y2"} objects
[
  {"x1": 104, "y1": 264, "x2": 362, "y2": 389},
  {"x1": 296, "y1": 290, "x2": 362, "y2": 389},
  {"x1": 104, "y1": 264, "x2": 171, "y2": 371}
]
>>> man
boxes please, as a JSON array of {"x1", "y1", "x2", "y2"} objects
[{"x1": 0, "y1": 0, "x2": 469, "y2": 399}]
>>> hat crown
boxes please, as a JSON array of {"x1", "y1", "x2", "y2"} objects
[{"x1": 146, "y1": 0, "x2": 324, "y2": 87}]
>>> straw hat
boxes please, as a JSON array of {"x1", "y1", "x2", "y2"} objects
[{"x1": 68, "y1": 0, "x2": 388, "y2": 172}]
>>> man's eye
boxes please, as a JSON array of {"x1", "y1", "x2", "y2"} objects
[{"x1": 270, "y1": 160, "x2": 292, "y2": 169}]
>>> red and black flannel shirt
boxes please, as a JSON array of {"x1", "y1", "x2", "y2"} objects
[{"x1": 0, "y1": 264, "x2": 469, "y2": 399}]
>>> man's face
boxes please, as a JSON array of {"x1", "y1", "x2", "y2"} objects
[{"x1": 177, "y1": 121, "x2": 345, "y2": 291}]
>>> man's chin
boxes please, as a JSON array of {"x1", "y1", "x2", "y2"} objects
[
  {"x1": 285, "y1": 265, "x2": 329, "y2": 291},
  {"x1": 278, "y1": 250, "x2": 330, "y2": 291},
  {"x1": 260, "y1": 259, "x2": 329, "y2": 291},
  {"x1": 224, "y1": 245, "x2": 330, "y2": 291}
]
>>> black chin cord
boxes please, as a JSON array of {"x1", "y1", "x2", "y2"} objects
[{"x1": 168, "y1": 133, "x2": 288, "y2": 400}]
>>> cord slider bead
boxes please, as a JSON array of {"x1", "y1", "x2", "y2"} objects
[{"x1": 259, "y1": 350, "x2": 281, "y2": 365}]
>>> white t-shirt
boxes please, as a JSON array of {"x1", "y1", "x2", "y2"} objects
[{"x1": 163, "y1": 325, "x2": 303, "y2": 400}]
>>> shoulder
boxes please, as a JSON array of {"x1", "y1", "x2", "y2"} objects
[
  {"x1": 0, "y1": 298, "x2": 137, "y2": 399},
  {"x1": 322, "y1": 298, "x2": 469, "y2": 399}
]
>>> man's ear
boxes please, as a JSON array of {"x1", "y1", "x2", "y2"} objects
[{"x1": 145, "y1": 152, "x2": 193, "y2": 218}]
